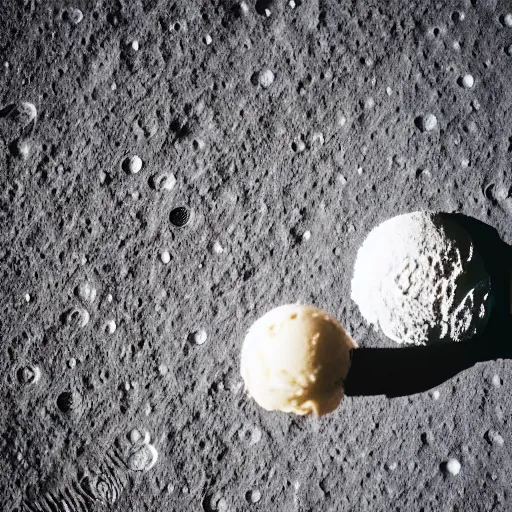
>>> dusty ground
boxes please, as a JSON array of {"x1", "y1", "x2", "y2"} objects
[{"x1": 2, "y1": 0, "x2": 512, "y2": 510}]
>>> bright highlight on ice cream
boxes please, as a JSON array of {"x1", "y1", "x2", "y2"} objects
[{"x1": 240, "y1": 304, "x2": 357, "y2": 416}]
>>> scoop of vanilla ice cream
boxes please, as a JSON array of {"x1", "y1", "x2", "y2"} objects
[{"x1": 240, "y1": 304, "x2": 357, "y2": 416}]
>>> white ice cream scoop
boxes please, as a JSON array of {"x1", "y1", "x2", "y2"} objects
[
  {"x1": 240, "y1": 304, "x2": 357, "y2": 416},
  {"x1": 351, "y1": 211, "x2": 491, "y2": 345}
]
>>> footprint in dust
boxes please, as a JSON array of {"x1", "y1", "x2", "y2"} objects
[{"x1": 22, "y1": 429, "x2": 159, "y2": 511}]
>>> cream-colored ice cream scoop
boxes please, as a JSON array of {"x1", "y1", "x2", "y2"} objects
[{"x1": 240, "y1": 304, "x2": 357, "y2": 416}]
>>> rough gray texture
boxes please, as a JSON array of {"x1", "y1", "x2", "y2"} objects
[{"x1": 1, "y1": 1, "x2": 512, "y2": 511}]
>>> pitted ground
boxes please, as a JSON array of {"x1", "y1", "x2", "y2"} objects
[{"x1": 1, "y1": 0, "x2": 512, "y2": 511}]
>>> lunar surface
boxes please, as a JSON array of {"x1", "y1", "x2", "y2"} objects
[{"x1": 2, "y1": 1, "x2": 512, "y2": 511}]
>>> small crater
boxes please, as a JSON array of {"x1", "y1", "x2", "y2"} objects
[
  {"x1": 66, "y1": 306, "x2": 90, "y2": 328},
  {"x1": 255, "y1": 0, "x2": 273, "y2": 16},
  {"x1": 57, "y1": 390, "x2": 81, "y2": 413},
  {"x1": 483, "y1": 183, "x2": 497, "y2": 204},
  {"x1": 451, "y1": 11, "x2": 464, "y2": 23},
  {"x1": 169, "y1": 206, "x2": 191, "y2": 227},
  {"x1": 415, "y1": 168, "x2": 431, "y2": 180},
  {"x1": 17, "y1": 365, "x2": 41, "y2": 385}
]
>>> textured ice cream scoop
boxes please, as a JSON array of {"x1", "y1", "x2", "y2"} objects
[
  {"x1": 240, "y1": 304, "x2": 357, "y2": 416},
  {"x1": 351, "y1": 211, "x2": 492, "y2": 345}
]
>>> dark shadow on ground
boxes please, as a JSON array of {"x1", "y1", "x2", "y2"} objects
[{"x1": 344, "y1": 213, "x2": 512, "y2": 398}]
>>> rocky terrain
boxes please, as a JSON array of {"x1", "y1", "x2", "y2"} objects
[{"x1": 2, "y1": 0, "x2": 512, "y2": 510}]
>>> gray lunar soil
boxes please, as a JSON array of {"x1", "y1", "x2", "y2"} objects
[{"x1": 2, "y1": 0, "x2": 512, "y2": 511}]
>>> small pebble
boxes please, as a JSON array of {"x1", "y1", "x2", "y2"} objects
[
  {"x1": 432, "y1": 390, "x2": 440, "y2": 400},
  {"x1": 504, "y1": 13, "x2": 512, "y2": 26},
  {"x1": 486, "y1": 430, "x2": 505, "y2": 447},
  {"x1": 131, "y1": 40, "x2": 139, "y2": 51},
  {"x1": 129, "y1": 428, "x2": 142, "y2": 444},
  {"x1": 106, "y1": 293, "x2": 113, "y2": 303},
  {"x1": 192, "y1": 329, "x2": 208, "y2": 345},
  {"x1": 259, "y1": 69, "x2": 275, "y2": 88},
  {"x1": 153, "y1": 173, "x2": 176, "y2": 191},
  {"x1": 461, "y1": 74, "x2": 474, "y2": 88},
  {"x1": 247, "y1": 489, "x2": 262, "y2": 503},
  {"x1": 77, "y1": 282, "x2": 97, "y2": 303},
  {"x1": 128, "y1": 443, "x2": 158, "y2": 471},
  {"x1": 70, "y1": 8, "x2": 83, "y2": 24},
  {"x1": 14, "y1": 102, "x2": 37, "y2": 124},
  {"x1": 128, "y1": 155, "x2": 143, "y2": 173},
  {"x1": 24, "y1": 293, "x2": 30, "y2": 302},
  {"x1": 506, "y1": 45, "x2": 512, "y2": 56},
  {"x1": 492, "y1": 374, "x2": 501, "y2": 387},
  {"x1": 416, "y1": 114, "x2": 437, "y2": 132},
  {"x1": 364, "y1": 97, "x2": 375, "y2": 109},
  {"x1": 289, "y1": 0, "x2": 296, "y2": 8},
  {"x1": 338, "y1": 114, "x2": 347, "y2": 127},
  {"x1": 265, "y1": 8, "x2": 271, "y2": 16},
  {"x1": 213, "y1": 241, "x2": 224, "y2": 254},
  {"x1": 14, "y1": 139, "x2": 31, "y2": 160},
  {"x1": 210, "y1": 494, "x2": 228, "y2": 512},
  {"x1": 302, "y1": 230, "x2": 311, "y2": 241},
  {"x1": 386, "y1": 87, "x2": 392, "y2": 96},
  {"x1": 336, "y1": 173, "x2": 348, "y2": 185},
  {"x1": 445, "y1": 458, "x2": 461, "y2": 476},
  {"x1": 295, "y1": 140, "x2": 306, "y2": 152},
  {"x1": 240, "y1": 1, "x2": 249, "y2": 14},
  {"x1": 386, "y1": 461, "x2": 398, "y2": 471},
  {"x1": 104, "y1": 319, "x2": 116, "y2": 334},
  {"x1": 193, "y1": 139, "x2": 205, "y2": 150},
  {"x1": 204, "y1": 34, "x2": 212, "y2": 45},
  {"x1": 312, "y1": 132, "x2": 324, "y2": 146},
  {"x1": 158, "y1": 364, "x2": 168, "y2": 376},
  {"x1": 160, "y1": 251, "x2": 171, "y2": 264},
  {"x1": 68, "y1": 358, "x2": 77, "y2": 369}
]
